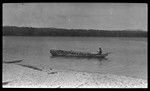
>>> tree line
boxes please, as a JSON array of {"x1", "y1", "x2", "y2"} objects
[{"x1": 3, "y1": 26, "x2": 147, "y2": 37}]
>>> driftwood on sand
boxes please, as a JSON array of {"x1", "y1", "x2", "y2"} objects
[
  {"x1": 2, "y1": 81, "x2": 11, "y2": 85},
  {"x1": 16, "y1": 64, "x2": 43, "y2": 71},
  {"x1": 3, "y1": 60, "x2": 23, "y2": 64},
  {"x1": 48, "y1": 72, "x2": 58, "y2": 74}
]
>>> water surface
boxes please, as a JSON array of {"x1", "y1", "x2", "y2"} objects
[{"x1": 3, "y1": 36, "x2": 147, "y2": 79}]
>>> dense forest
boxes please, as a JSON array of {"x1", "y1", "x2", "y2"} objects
[{"x1": 3, "y1": 26, "x2": 147, "y2": 37}]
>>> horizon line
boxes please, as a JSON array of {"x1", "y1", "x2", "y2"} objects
[{"x1": 3, "y1": 25, "x2": 147, "y2": 31}]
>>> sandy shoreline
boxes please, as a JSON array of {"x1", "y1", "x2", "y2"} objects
[{"x1": 3, "y1": 63, "x2": 147, "y2": 88}]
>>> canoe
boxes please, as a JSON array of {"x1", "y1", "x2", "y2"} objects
[{"x1": 50, "y1": 49, "x2": 110, "y2": 59}]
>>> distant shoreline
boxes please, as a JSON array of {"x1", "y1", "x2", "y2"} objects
[{"x1": 3, "y1": 26, "x2": 147, "y2": 37}]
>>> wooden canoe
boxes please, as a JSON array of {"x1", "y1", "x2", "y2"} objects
[{"x1": 50, "y1": 49, "x2": 110, "y2": 59}]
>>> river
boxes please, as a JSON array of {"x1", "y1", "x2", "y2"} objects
[{"x1": 3, "y1": 36, "x2": 147, "y2": 80}]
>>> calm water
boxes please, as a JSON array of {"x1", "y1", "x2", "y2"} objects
[{"x1": 3, "y1": 36, "x2": 147, "y2": 79}]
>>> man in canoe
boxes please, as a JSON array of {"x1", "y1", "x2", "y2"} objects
[{"x1": 98, "y1": 47, "x2": 102, "y2": 55}]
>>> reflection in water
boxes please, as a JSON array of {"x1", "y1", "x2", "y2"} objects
[{"x1": 50, "y1": 55, "x2": 110, "y2": 66}]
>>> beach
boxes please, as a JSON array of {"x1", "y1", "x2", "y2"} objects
[{"x1": 2, "y1": 63, "x2": 147, "y2": 88}]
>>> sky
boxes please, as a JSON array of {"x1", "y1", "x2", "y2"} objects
[{"x1": 3, "y1": 3, "x2": 147, "y2": 31}]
